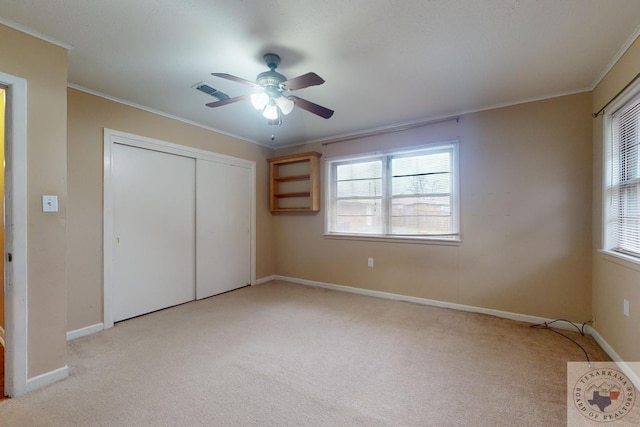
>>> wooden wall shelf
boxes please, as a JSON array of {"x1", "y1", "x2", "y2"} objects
[{"x1": 268, "y1": 151, "x2": 322, "y2": 213}]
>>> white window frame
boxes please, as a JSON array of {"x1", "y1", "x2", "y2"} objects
[
  {"x1": 601, "y1": 79, "x2": 640, "y2": 266},
  {"x1": 324, "y1": 141, "x2": 460, "y2": 243}
]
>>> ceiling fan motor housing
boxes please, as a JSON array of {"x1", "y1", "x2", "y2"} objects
[
  {"x1": 256, "y1": 70, "x2": 286, "y2": 88},
  {"x1": 257, "y1": 53, "x2": 287, "y2": 95}
]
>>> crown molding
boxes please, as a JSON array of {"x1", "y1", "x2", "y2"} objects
[
  {"x1": 0, "y1": 16, "x2": 73, "y2": 50},
  {"x1": 591, "y1": 23, "x2": 640, "y2": 90}
]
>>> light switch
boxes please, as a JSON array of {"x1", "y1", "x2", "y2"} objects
[
  {"x1": 624, "y1": 299, "x2": 630, "y2": 317},
  {"x1": 42, "y1": 195, "x2": 58, "y2": 212}
]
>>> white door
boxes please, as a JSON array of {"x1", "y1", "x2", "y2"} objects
[
  {"x1": 196, "y1": 159, "x2": 251, "y2": 299},
  {"x1": 112, "y1": 143, "x2": 196, "y2": 322}
]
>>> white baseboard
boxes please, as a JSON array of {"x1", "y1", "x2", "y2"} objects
[
  {"x1": 587, "y1": 326, "x2": 640, "y2": 391},
  {"x1": 274, "y1": 275, "x2": 589, "y2": 333},
  {"x1": 255, "y1": 275, "x2": 277, "y2": 285},
  {"x1": 26, "y1": 365, "x2": 69, "y2": 393},
  {"x1": 66, "y1": 323, "x2": 104, "y2": 341}
]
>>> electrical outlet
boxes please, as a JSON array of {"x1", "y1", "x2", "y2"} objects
[
  {"x1": 591, "y1": 314, "x2": 596, "y2": 329},
  {"x1": 367, "y1": 258, "x2": 374, "y2": 268},
  {"x1": 624, "y1": 299, "x2": 630, "y2": 317}
]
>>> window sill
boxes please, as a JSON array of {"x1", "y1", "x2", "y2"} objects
[
  {"x1": 598, "y1": 249, "x2": 640, "y2": 273},
  {"x1": 323, "y1": 233, "x2": 462, "y2": 246}
]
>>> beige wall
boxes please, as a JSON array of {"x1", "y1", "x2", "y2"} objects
[
  {"x1": 592, "y1": 37, "x2": 640, "y2": 364},
  {"x1": 66, "y1": 88, "x2": 275, "y2": 331},
  {"x1": 273, "y1": 93, "x2": 593, "y2": 321},
  {"x1": 0, "y1": 24, "x2": 68, "y2": 377}
]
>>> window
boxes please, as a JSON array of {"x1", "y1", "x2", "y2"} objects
[
  {"x1": 325, "y1": 141, "x2": 459, "y2": 241},
  {"x1": 604, "y1": 88, "x2": 640, "y2": 260}
]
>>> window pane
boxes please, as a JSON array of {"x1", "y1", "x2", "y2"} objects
[
  {"x1": 391, "y1": 152, "x2": 450, "y2": 196},
  {"x1": 337, "y1": 161, "x2": 382, "y2": 180},
  {"x1": 393, "y1": 152, "x2": 450, "y2": 174},
  {"x1": 392, "y1": 173, "x2": 450, "y2": 196},
  {"x1": 337, "y1": 178, "x2": 382, "y2": 198},
  {"x1": 616, "y1": 183, "x2": 640, "y2": 255},
  {"x1": 621, "y1": 143, "x2": 639, "y2": 182},
  {"x1": 335, "y1": 199, "x2": 382, "y2": 234},
  {"x1": 391, "y1": 195, "x2": 452, "y2": 235},
  {"x1": 336, "y1": 160, "x2": 383, "y2": 198}
]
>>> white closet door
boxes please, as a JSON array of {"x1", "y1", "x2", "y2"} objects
[
  {"x1": 196, "y1": 159, "x2": 251, "y2": 299},
  {"x1": 112, "y1": 143, "x2": 196, "y2": 322}
]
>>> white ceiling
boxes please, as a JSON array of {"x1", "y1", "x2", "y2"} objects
[{"x1": 1, "y1": 1, "x2": 640, "y2": 148}]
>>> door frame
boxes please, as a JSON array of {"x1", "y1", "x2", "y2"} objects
[
  {"x1": 103, "y1": 128, "x2": 256, "y2": 329},
  {"x1": 1, "y1": 72, "x2": 28, "y2": 397}
]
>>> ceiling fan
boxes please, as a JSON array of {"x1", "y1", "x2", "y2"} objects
[{"x1": 206, "y1": 53, "x2": 334, "y2": 125}]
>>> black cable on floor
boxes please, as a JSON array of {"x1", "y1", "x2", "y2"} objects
[{"x1": 530, "y1": 319, "x2": 591, "y2": 367}]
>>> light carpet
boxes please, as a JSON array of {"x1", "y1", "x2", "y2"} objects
[{"x1": 0, "y1": 281, "x2": 619, "y2": 426}]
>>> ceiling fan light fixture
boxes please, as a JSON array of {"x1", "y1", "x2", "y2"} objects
[
  {"x1": 277, "y1": 96, "x2": 295, "y2": 115},
  {"x1": 251, "y1": 92, "x2": 269, "y2": 110},
  {"x1": 208, "y1": 53, "x2": 333, "y2": 122},
  {"x1": 262, "y1": 102, "x2": 279, "y2": 120}
]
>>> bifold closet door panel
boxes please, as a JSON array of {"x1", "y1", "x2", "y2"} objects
[
  {"x1": 196, "y1": 159, "x2": 251, "y2": 299},
  {"x1": 112, "y1": 143, "x2": 196, "y2": 322}
]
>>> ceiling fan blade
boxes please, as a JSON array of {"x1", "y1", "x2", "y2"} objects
[
  {"x1": 281, "y1": 72, "x2": 325, "y2": 91},
  {"x1": 290, "y1": 96, "x2": 334, "y2": 119},
  {"x1": 205, "y1": 94, "x2": 250, "y2": 108},
  {"x1": 211, "y1": 73, "x2": 261, "y2": 88}
]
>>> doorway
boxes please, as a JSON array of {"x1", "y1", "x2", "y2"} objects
[
  {"x1": 1, "y1": 86, "x2": 5, "y2": 398},
  {"x1": 1, "y1": 71, "x2": 28, "y2": 397}
]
